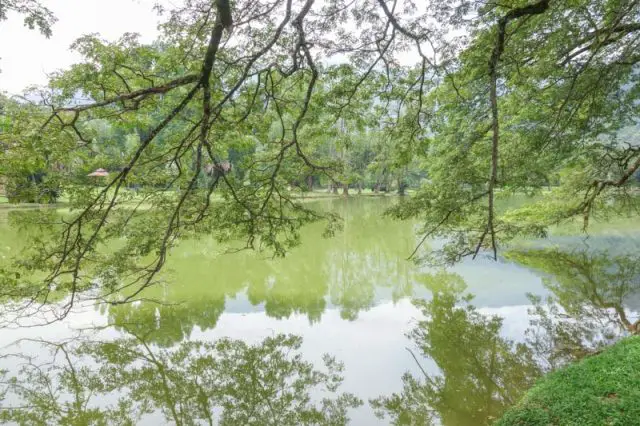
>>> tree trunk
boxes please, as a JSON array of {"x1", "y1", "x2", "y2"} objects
[
  {"x1": 357, "y1": 182, "x2": 362, "y2": 195},
  {"x1": 342, "y1": 183, "x2": 349, "y2": 196},
  {"x1": 307, "y1": 175, "x2": 313, "y2": 192},
  {"x1": 374, "y1": 183, "x2": 380, "y2": 193},
  {"x1": 397, "y1": 177, "x2": 406, "y2": 196},
  {"x1": 332, "y1": 184, "x2": 339, "y2": 194}
]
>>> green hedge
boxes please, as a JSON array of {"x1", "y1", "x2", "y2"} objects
[{"x1": 497, "y1": 336, "x2": 640, "y2": 426}]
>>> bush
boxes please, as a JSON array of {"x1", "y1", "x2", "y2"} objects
[{"x1": 497, "y1": 336, "x2": 640, "y2": 426}]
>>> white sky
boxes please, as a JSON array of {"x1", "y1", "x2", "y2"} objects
[
  {"x1": 0, "y1": 0, "x2": 426, "y2": 96},
  {"x1": 0, "y1": 0, "x2": 166, "y2": 95}
]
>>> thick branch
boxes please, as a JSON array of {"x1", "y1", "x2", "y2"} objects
[
  {"x1": 560, "y1": 22, "x2": 640, "y2": 64},
  {"x1": 57, "y1": 74, "x2": 199, "y2": 112},
  {"x1": 580, "y1": 151, "x2": 640, "y2": 228},
  {"x1": 482, "y1": 0, "x2": 550, "y2": 260}
]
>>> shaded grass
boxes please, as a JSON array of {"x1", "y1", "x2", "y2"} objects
[{"x1": 497, "y1": 336, "x2": 640, "y2": 426}]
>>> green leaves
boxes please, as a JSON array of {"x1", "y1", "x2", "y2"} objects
[
  {"x1": 0, "y1": 0, "x2": 56, "y2": 37},
  {"x1": 385, "y1": 0, "x2": 640, "y2": 263},
  {"x1": 1, "y1": 0, "x2": 639, "y2": 317}
]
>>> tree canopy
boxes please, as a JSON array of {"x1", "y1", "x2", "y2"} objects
[{"x1": 1, "y1": 0, "x2": 639, "y2": 320}]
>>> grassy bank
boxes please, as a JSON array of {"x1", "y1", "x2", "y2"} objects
[{"x1": 497, "y1": 336, "x2": 640, "y2": 426}]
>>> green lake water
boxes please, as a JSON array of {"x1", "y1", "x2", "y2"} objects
[{"x1": 0, "y1": 197, "x2": 639, "y2": 425}]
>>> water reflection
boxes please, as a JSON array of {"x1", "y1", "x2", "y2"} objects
[
  {"x1": 105, "y1": 197, "x2": 419, "y2": 341},
  {"x1": 372, "y1": 272, "x2": 541, "y2": 426},
  {"x1": 0, "y1": 329, "x2": 362, "y2": 425},
  {"x1": 508, "y1": 247, "x2": 640, "y2": 367},
  {"x1": 3, "y1": 245, "x2": 640, "y2": 425},
  {"x1": 106, "y1": 298, "x2": 226, "y2": 347},
  {"x1": 373, "y1": 246, "x2": 640, "y2": 425},
  {"x1": 3, "y1": 201, "x2": 640, "y2": 425}
]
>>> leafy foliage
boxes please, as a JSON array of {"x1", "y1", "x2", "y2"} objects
[
  {"x1": 386, "y1": 0, "x2": 640, "y2": 263},
  {"x1": 0, "y1": 0, "x2": 55, "y2": 37},
  {"x1": 1, "y1": 0, "x2": 640, "y2": 321}
]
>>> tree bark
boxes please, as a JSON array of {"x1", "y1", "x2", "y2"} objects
[
  {"x1": 397, "y1": 176, "x2": 406, "y2": 196},
  {"x1": 474, "y1": 0, "x2": 550, "y2": 260},
  {"x1": 342, "y1": 183, "x2": 349, "y2": 196}
]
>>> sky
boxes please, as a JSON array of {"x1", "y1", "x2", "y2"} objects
[
  {"x1": 0, "y1": 0, "x2": 427, "y2": 96},
  {"x1": 0, "y1": 0, "x2": 168, "y2": 95}
]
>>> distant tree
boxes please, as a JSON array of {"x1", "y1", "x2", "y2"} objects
[{"x1": 0, "y1": 96, "x2": 63, "y2": 203}]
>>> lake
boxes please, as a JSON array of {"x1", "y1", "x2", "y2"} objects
[{"x1": 1, "y1": 197, "x2": 639, "y2": 425}]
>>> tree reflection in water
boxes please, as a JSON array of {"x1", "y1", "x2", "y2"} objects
[
  {"x1": 2, "y1": 246, "x2": 640, "y2": 425},
  {"x1": 0, "y1": 329, "x2": 361, "y2": 425},
  {"x1": 373, "y1": 246, "x2": 640, "y2": 425},
  {"x1": 99, "y1": 197, "x2": 419, "y2": 334},
  {"x1": 371, "y1": 271, "x2": 541, "y2": 426},
  {"x1": 509, "y1": 248, "x2": 640, "y2": 367}
]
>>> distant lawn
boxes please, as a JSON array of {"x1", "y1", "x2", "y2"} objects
[
  {"x1": 0, "y1": 188, "x2": 396, "y2": 211},
  {"x1": 497, "y1": 336, "x2": 640, "y2": 426}
]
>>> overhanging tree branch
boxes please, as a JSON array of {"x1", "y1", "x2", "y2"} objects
[{"x1": 481, "y1": 0, "x2": 551, "y2": 260}]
